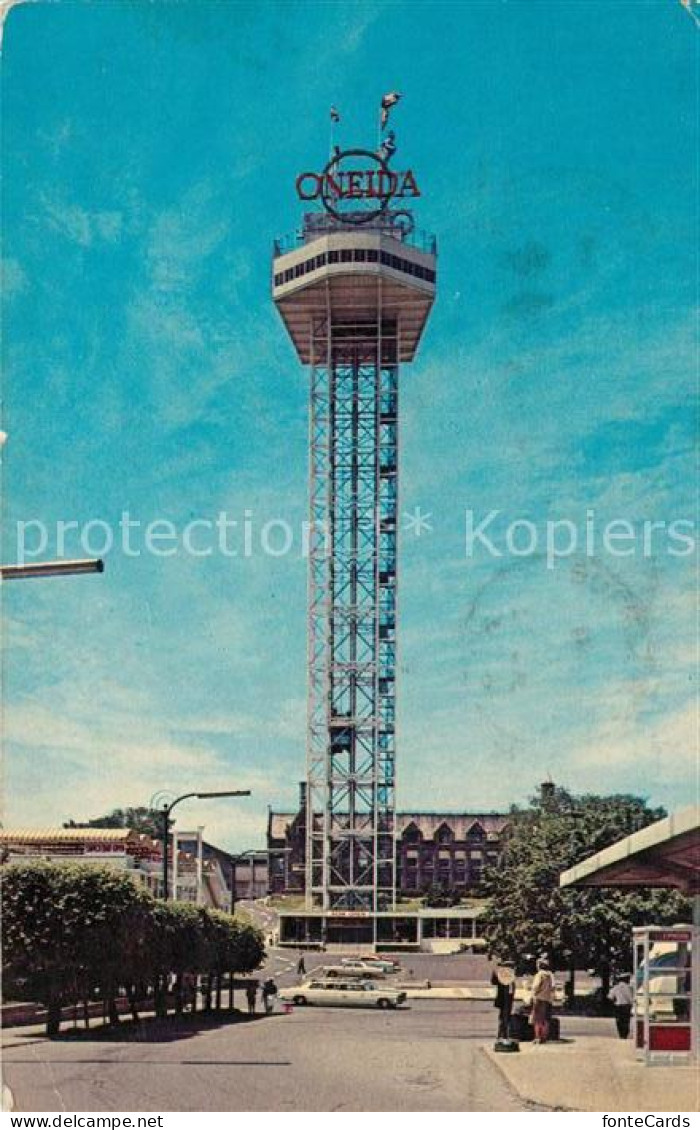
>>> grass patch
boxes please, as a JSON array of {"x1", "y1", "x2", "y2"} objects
[{"x1": 267, "y1": 894, "x2": 306, "y2": 912}]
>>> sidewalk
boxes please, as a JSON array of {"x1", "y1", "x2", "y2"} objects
[
  {"x1": 406, "y1": 985, "x2": 492, "y2": 999},
  {"x1": 404, "y1": 985, "x2": 565, "y2": 1001},
  {"x1": 485, "y1": 1036, "x2": 699, "y2": 1113}
]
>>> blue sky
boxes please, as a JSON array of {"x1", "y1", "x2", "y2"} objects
[{"x1": 2, "y1": 0, "x2": 696, "y2": 850}]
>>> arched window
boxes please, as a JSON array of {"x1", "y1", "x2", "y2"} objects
[
  {"x1": 466, "y1": 821, "x2": 485, "y2": 842},
  {"x1": 401, "y1": 821, "x2": 422, "y2": 843}
]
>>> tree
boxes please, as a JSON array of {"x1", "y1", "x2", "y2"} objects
[
  {"x1": 1, "y1": 862, "x2": 265, "y2": 1035},
  {"x1": 1, "y1": 862, "x2": 154, "y2": 1033},
  {"x1": 480, "y1": 786, "x2": 689, "y2": 996},
  {"x1": 64, "y1": 806, "x2": 163, "y2": 839}
]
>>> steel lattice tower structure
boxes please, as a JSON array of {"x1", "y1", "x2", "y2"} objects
[{"x1": 273, "y1": 154, "x2": 436, "y2": 934}]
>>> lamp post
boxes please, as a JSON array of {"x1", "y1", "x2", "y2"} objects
[
  {"x1": 159, "y1": 790, "x2": 251, "y2": 901},
  {"x1": 1, "y1": 558, "x2": 104, "y2": 581}
]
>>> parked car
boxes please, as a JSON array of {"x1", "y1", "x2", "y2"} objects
[
  {"x1": 314, "y1": 963, "x2": 387, "y2": 980},
  {"x1": 279, "y1": 979, "x2": 406, "y2": 1009},
  {"x1": 341, "y1": 956, "x2": 401, "y2": 974}
]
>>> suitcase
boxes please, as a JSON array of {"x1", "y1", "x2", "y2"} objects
[
  {"x1": 509, "y1": 1013, "x2": 534, "y2": 1041},
  {"x1": 548, "y1": 1015, "x2": 560, "y2": 1041}
]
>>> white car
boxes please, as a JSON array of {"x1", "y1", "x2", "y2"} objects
[
  {"x1": 341, "y1": 956, "x2": 401, "y2": 975},
  {"x1": 333, "y1": 960, "x2": 388, "y2": 979},
  {"x1": 315, "y1": 963, "x2": 387, "y2": 980},
  {"x1": 279, "y1": 978, "x2": 406, "y2": 1009}
]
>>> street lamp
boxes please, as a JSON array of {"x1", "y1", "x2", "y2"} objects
[
  {"x1": 159, "y1": 790, "x2": 251, "y2": 901},
  {"x1": 1, "y1": 558, "x2": 104, "y2": 581}
]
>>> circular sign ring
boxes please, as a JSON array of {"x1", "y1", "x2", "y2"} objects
[
  {"x1": 390, "y1": 209, "x2": 415, "y2": 237},
  {"x1": 321, "y1": 148, "x2": 393, "y2": 225}
]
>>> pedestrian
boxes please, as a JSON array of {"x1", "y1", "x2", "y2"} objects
[
  {"x1": 181, "y1": 971, "x2": 197, "y2": 1013},
  {"x1": 297, "y1": 955, "x2": 306, "y2": 978},
  {"x1": 245, "y1": 984, "x2": 257, "y2": 1016},
  {"x1": 491, "y1": 962, "x2": 517, "y2": 1039},
  {"x1": 261, "y1": 977, "x2": 278, "y2": 1015},
  {"x1": 530, "y1": 957, "x2": 555, "y2": 1044},
  {"x1": 539, "y1": 952, "x2": 554, "y2": 1030},
  {"x1": 608, "y1": 973, "x2": 633, "y2": 1039}
]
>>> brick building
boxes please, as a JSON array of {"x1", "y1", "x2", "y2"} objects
[{"x1": 267, "y1": 786, "x2": 510, "y2": 897}]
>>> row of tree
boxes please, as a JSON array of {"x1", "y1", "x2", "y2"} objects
[
  {"x1": 480, "y1": 788, "x2": 689, "y2": 997},
  {"x1": 2, "y1": 861, "x2": 265, "y2": 1035}
]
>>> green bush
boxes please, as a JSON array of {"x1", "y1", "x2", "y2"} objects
[{"x1": 1, "y1": 862, "x2": 265, "y2": 1035}]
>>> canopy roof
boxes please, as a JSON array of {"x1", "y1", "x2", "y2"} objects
[
  {"x1": 0, "y1": 827, "x2": 134, "y2": 844},
  {"x1": 559, "y1": 807, "x2": 699, "y2": 895}
]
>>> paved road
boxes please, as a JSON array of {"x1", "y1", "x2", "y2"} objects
[
  {"x1": 3, "y1": 998, "x2": 617, "y2": 1113},
  {"x1": 4, "y1": 1000, "x2": 534, "y2": 1112},
  {"x1": 266, "y1": 945, "x2": 496, "y2": 988}
]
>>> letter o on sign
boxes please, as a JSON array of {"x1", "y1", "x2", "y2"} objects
[{"x1": 296, "y1": 173, "x2": 321, "y2": 201}]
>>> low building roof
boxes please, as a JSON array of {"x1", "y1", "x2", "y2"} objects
[
  {"x1": 399, "y1": 813, "x2": 509, "y2": 838},
  {"x1": 559, "y1": 807, "x2": 699, "y2": 894},
  {"x1": 0, "y1": 827, "x2": 134, "y2": 844},
  {"x1": 268, "y1": 811, "x2": 509, "y2": 841}
]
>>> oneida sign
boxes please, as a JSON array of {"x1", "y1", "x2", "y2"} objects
[{"x1": 296, "y1": 148, "x2": 420, "y2": 224}]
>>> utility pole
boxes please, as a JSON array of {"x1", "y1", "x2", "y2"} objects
[{"x1": 159, "y1": 791, "x2": 251, "y2": 901}]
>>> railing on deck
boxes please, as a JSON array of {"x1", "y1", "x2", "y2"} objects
[{"x1": 273, "y1": 213, "x2": 437, "y2": 258}]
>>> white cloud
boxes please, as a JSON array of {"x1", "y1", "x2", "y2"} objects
[
  {"x1": 39, "y1": 194, "x2": 123, "y2": 247},
  {"x1": 3, "y1": 693, "x2": 284, "y2": 847},
  {"x1": 178, "y1": 697, "x2": 306, "y2": 742},
  {"x1": 568, "y1": 700, "x2": 697, "y2": 782},
  {"x1": 2, "y1": 258, "x2": 27, "y2": 300}
]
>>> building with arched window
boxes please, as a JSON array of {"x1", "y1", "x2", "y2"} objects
[{"x1": 267, "y1": 786, "x2": 509, "y2": 898}]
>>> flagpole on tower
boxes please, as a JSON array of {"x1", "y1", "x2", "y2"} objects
[
  {"x1": 329, "y1": 105, "x2": 340, "y2": 159},
  {"x1": 379, "y1": 91, "x2": 402, "y2": 147}
]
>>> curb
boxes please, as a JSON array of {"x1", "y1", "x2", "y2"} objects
[{"x1": 481, "y1": 1045, "x2": 575, "y2": 1113}]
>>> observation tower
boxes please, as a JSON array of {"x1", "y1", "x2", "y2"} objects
[{"x1": 272, "y1": 141, "x2": 436, "y2": 947}]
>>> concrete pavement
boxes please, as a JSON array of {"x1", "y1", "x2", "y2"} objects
[
  {"x1": 5, "y1": 996, "x2": 671, "y2": 1112},
  {"x1": 2, "y1": 1000, "x2": 528, "y2": 1112},
  {"x1": 485, "y1": 1036, "x2": 699, "y2": 1113}
]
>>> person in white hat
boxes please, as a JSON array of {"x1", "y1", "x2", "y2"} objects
[{"x1": 608, "y1": 973, "x2": 634, "y2": 1039}]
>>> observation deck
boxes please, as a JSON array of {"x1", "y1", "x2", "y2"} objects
[{"x1": 272, "y1": 213, "x2": 437, "y2": 363}]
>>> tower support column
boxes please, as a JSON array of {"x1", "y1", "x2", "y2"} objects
[
  {"x1": 306, "y1": 314, "x2": 398, "y2": 913},
  {"x1": 272, "y1": 201, "x2": 437, "y2": 943}
]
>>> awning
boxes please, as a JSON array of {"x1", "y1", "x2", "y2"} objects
[{"x1": 559, "y1": 807, "x2": 699, "y2": 894}]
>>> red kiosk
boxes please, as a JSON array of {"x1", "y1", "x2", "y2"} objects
[
  {"x1": 560, "y1": 808, "x2": 699, "y2": 1065},
  {"x1": 633, "y1": 924, "x2": 693, "y2": 1062}
]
